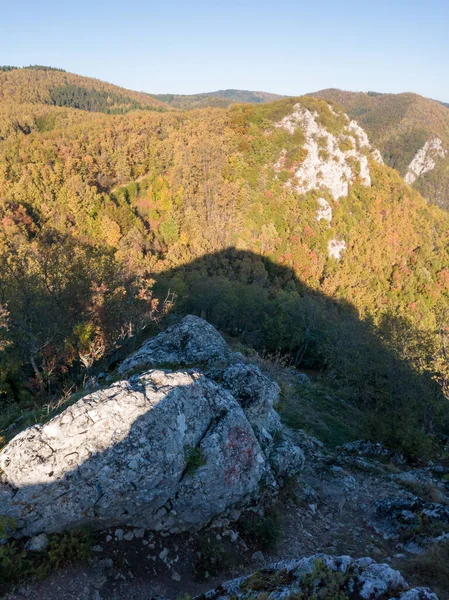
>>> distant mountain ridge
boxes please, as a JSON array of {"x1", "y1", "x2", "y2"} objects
[
  {"x1": 0, "y1": 66, "x2": 167, "y2": 113},
  {"x1": 147, "y1": 88, "x2": 285, "y2": 109},
  {"x1": 2, "y1": 66, "x2": 449, "y2": 210}
]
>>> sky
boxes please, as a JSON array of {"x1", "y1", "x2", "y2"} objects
[{"x1": 1, "y1": 0, "x2": 449, "y2": 101}]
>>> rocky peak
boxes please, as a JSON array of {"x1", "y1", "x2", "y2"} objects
[{"x1": 118, "y1": 314, "x2": 231, "y2": 375}]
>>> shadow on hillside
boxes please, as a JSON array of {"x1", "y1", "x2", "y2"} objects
[
  {"x1": 149, "y1": 248, "x2": 446, "y2": 454},
  {"x1": 0, "y1": 247, "x2": 447, "y2": 540}
]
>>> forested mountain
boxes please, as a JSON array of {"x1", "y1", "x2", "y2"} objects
[
  {"x1": 2, "y1": 70, "x2": 449, "y2": 460},
  {"x1": 310, "y1": 88, "x2": 449, "y2": 210},
  {"x1": 0, "y1": 66, "x2": 167, "y2": 113},
  {"x1": 148, "y1": 89, "x2": 284, "y2": 109}
]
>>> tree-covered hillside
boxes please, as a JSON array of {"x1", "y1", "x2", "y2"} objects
[
  {"x1": 310, "y1": 88, "x2": 449, "y2": 211},
  {"x1": 1, "y1": 86, "x2": 449, "y2": 458},
  {"x1": 0, "y1": 67, "x2": 167, "y2": 113}
]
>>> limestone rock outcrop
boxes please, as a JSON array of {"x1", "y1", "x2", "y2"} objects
[
  {"x1": 404, "y1": 138, "x2": 446, "y2": 185},
  {"x1": 198, "y1": 554, "x2": 439, "y2": 600},
  {"x1": 118, "y1": 315, "x2": 230, "y2": 375},
  {"x1": 0, "y1": 316, "x2": 303, "y2": 538},
  {"x1": 275, "y1": 105, "x2": 373, "y2": 200}
]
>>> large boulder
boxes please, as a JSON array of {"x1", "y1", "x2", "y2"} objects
[
  {"x1": 120, "y1": 316, "x2": 305, "y2": 479},
  {"x1": 0, "y1": 370, "x2": 265, "y2": 537},
  {"x1": 118, "y1": 315, "x2": 230, "y2": 375},
  {"x1": 198, "y1": 554, "x2": 438, "y2": 600},
  {"x1": 0, "y1": 317, "x2": 304, "y2": 538}
]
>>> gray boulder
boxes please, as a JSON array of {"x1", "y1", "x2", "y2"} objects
[
  {"x1": 118, "y1": 315, "x2": 230, "y2": 375},
  {"x1": 198, "y1": 554, "x2": 438, "y2": 600},
  {"x1": 0, "y1": 370, "x2": 265, "y2": 537},
  {"x1": 221, "y1": 362, "x2": 304, "y2": 478},
  {"x1": 221, "y1": 362, "x2": 281, "y2": 437},
  {"x1": 338, "y1": 440, "x2": 404, "y2": 465},
  {"x1": 121, "y1": 316, "x2": 305, "y2": 479},
  {"x1": 0, "y1": 316, "x2": 305, "y2": 538}
]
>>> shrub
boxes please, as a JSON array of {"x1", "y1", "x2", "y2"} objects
[
  {"x1": 184, "y1": 446, "x2": 206, "y2": 474},
  {"x1": 238, "y1": 510, "x2": 282, "y2": 550},
  {"x1": 0, "y1": 527, "x2": 93, "y2": 594},
  {"x1": 402, "y1": 540, "x2": 449, "y2": 596}
]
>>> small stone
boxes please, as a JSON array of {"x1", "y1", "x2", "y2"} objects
[
  {"x1": 92, "y1": 545, "x2": 103, "y2": 552},
  {"x1": 159, "y1": 547, "x2": 169, "y2": 561},
  {"x1": 171, "y1": 570, "x2": 181, "y2": 582},
  {"x1": 91, "y1": 574, "x2": 107, "y2": 590},
  {"x1": 252, "y1": 551, "x2": 265, "y2": 564},
  {"x1": 134, "y1": 528, "x2": 145, "y2": 538},
  {"x1": 81, "y1": 585, "x2": 91, "y2": 600},
  {"x1": 123, "y1": 531, "x2": 134, "y2": 541},
  {"x1": 26, "y1": 533, "x2": 48, "y2": 552},
  {"x1": 98, "y1": 558, "x2": 113, "y2": 569},
  {"x1": 105, "y1": 535, "x2": 112, "y2": 542},
  {"x1": 115, "y1": 529, "x2": 124, "y2": 541}
]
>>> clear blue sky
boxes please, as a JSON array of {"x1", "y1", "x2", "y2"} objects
[{"x1": 2, "y1": 0, "x2": 449, "y2": 101}]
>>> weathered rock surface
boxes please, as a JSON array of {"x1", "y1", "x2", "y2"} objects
[
  {"x1": 198, "y1": 554, "x2": 438, "y2": 600},
  {"x1": 316, "y1": 196, "x2": 332, "y2": 224},
  {"x1": 0, "y1": 370, "x2": 265, "y2": 537},
  {"x1": 374, "y1": 495, "x2": 449, "y2": 535},
  {"x1": 0, "y1": 316, "x2": 304, "y2": 538},
  {"x1": 338, "y1": 440, "x2": 404, "y2": 464},
  {"x1": 118, "y1": 315, "x2": 230, "y2": 375},
  {"x1": 221, "y1": 362, "x2": 304, "y2": 478},
  {"x1": 328, "y1": 237, "x2": 347, "y2": 260}
]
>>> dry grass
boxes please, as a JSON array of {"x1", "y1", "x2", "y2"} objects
[{"x1": 401, "y1": 540, "x2": 449, "y2": 600}]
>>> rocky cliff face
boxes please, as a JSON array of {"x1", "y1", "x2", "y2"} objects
[
  {"x1": 275, "y1": 104, "x2": 381, "y2": 201},
  {"x1": 274, "y1": 103, "x2": 383, "y2": 261},
  {"x1": 404, "y1": 137, "x2": 447, "y2": 185},
  {"x1": 0, "y1": 316, "x2": 303, "y2": 538}
]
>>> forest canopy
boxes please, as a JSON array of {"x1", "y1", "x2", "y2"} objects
[{"x1": 1, "y1": 72, "x2": 449, "y2": 459}]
